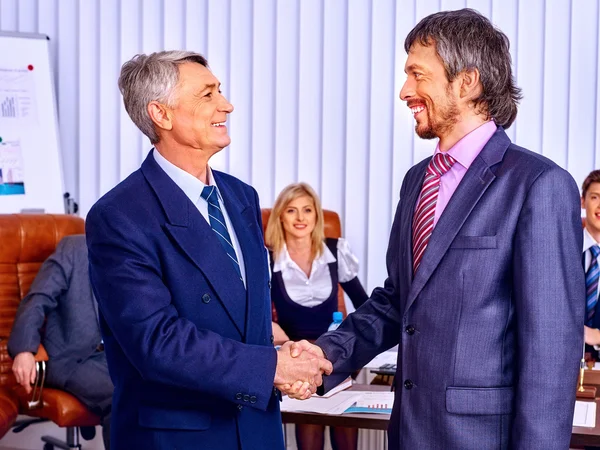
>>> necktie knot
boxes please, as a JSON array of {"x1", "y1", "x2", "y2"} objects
[
  {"x1": 427, "y1": 152, "x2": 456, "y2": 178},
  {"x1": 201, "y1": 185, "x2": 217, "y2": 203},
  {"x1": 591, "y1": 245, "x2": 600, "y2": 259}
]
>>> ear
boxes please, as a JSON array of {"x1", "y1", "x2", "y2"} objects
[
  {"x1": 147, "y1": 101, "x2": 173, "y2": 132},
  {"x1": 582, "y1": 196, "x2": 586, "y2": 209},
  {"x1": 459, "y1": 68, "x2": 482, "y2": 101}
]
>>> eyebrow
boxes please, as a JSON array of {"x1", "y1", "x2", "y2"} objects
[
  {"x1": 405, "y1": 64, "x2": 425, "y2": 74},
  {"x1": 197, "y1": 83, "x2": 219, "y2": 94}
]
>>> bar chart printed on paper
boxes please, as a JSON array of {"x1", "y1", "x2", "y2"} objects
[{"x1": 0, "y1": 68, "x2": 36, "y2": 126}]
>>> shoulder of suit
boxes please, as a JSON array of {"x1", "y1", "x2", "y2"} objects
[
  {"x1": 87, "y1": 169, "x2": 151, "y2": 222},
  {"x1": 58, "y1": 234, "x2": 87, "y2": 254},
  {"x1": 504, "y1": 143, "x2": 558, "y2": 171},
  {"x1": 92, "y1": 168, "x2": 146, "y2": 210}
]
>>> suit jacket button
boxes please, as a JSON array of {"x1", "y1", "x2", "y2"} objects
[
  {"x1": 405, "y1": 325, "x2": 415, "y2": 335},
  {"x1": 243, "y1": 394, "x2": 250, "y2": 402},
  {"x1": 250, "y1": 395, "x2": 257, "y2": 404},
  {"x1": 235, "y1": 393, "x2": 242, "y2": 400},
  {"x1": 202, "y1": 294, "x2": 211, "y2": 304},
  {"x1": 237, "y1": 404, "x2": 243, "y2": 411},
  {"x1": 268, "y1": 281, "x2": 272, "y2": 289},
  {"x1": 270, "y1": 335, "x2": 275, "y2": 344},
  {"x1": 273, "y1": 387, "x2": 279, "y2": 396},
  {"x1": 404, "y1": 379, "x2": 414, "y2": 390}
]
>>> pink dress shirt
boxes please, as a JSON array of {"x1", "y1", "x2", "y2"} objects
[{"x1": 430, "y1": 121, "x2": 497, "y2": 227}]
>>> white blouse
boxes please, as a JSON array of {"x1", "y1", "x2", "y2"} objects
[{"x1": 272, "y1": 238, "x2": 360, "y2": 308}]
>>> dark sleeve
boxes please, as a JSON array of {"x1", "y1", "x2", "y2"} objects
[
  {"x1": 340, "y1": 277, "x2": 368, "y2": 309},
  {"x1": 510, "y1": 166, "x2": 584, "y2": 449},
  {"x1": 7, "y1": 237, "x2": 77, "y2": 357},
  {"x1": 315, "y1": 188, "x2": 407, "y2": 393}
]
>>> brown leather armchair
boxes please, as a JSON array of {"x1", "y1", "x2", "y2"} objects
[
  {"x1": 0, "y1": 214, "x2": 100, "y2": 449},
  {"x1": 261, "y1": 208, "x2": 347, "y2": 318}
]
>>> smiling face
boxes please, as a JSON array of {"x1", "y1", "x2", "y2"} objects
[
  {"x1": 166, "y1": 62, "x2": 234, "y2": 156},
  {"x1": 281, "y1": 195, "x2": 317, "y2": 241},
  {"x1": 583, "y1": 182, "x2": 600, "y2": 239},
  {"x1": 399, "y1": 43, "x2": 461, "y2": 141}
]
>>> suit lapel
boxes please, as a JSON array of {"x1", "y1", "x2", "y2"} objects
[
  {"x1": 400, "y1": 160, "x2": 429, "y2": 294},
  {"x1": 405, "y1": 128, "x2": 510, "y2": 311},
  {"x1": 141, "y1": 152, "x2": 247, "y2": 337},
  {"x1": 214, "y1": 172, "x2": 268, "y2": 344}
]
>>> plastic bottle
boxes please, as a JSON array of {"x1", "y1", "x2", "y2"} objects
[{"x1": 327, "y1": 311, "x2": 343, "y2": 332}]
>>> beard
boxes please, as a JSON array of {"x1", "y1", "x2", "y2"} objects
[{"x1": 415, "y1": 89, "x2": 460, "y2": 140}]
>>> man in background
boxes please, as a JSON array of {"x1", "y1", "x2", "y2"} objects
[
  {"x1": 292, "y1": 8, "x2": 584, "y2": 449},
  {"x1": 86, "y1": 50, "x2": 331, "y2": 450},
  {"x1": 581, "y1": 170, "x2": 600, "y2": 356},
  {"x1": 8, "y1": 235, "x2": 112, "y2": 449}
]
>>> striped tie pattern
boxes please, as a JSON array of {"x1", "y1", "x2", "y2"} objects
[
  {"x1": 412, "y1": 152, "x2": 456, "y2": 274},
  {"x1": 586, "y1": 245, "x2": 600, "y2": 326},
  {"x1": 201, "y1": 186, "x2": 243, "y2": 282}
]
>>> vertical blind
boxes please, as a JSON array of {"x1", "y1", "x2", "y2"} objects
[{"x1": 0, "y1": 0, "x2": 598, "y2": 294}]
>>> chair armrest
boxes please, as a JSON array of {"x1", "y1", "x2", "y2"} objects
[
  {"x1": 29, "y1": 346, "x2": 47, "y2": 409},
  {"x1": 34, "y1": 344, "x2": 48, "y2": 362}
]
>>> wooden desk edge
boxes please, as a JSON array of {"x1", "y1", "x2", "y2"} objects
[{"x1": 281, "y1": 385, "x2": 600, "y2": 446}]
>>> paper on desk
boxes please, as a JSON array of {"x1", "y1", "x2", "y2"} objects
[
  {"x1": 343, "y1": 391, "x2": 395, "y2": 414},
  {"x1": 315, "y1": 377, "x2": 352, "y2": 398},
  {"x1": 281, "y1": 391, "x2": 362, "y2": 415},
  {"x1": 364, "y1": 350, "x2": 398, "y2": 368},
  {"x1": 573, "y1": 401, "x2": 597, "y2": 427}
]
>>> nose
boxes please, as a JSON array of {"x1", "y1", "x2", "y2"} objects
[
  {"x1": 218, "y1": 94, "x2": 234, "y2": 113},
  {"x1": 297, "y1": 210, "x2": 304, "y2": 221},
  {"x1": 399, "y1": 78, "x2": 414, "y2": 102}
]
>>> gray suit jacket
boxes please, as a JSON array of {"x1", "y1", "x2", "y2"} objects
[
  {"x1": 8, "y1": 235, "x2": 103, "y2": 388},
  {"x1": 317, "y1": 127, "x2": 584, "y2": 449}
]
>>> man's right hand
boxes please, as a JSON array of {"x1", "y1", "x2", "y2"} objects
[{"x1": 12, "y1": 352, "x2": 36, "y2": 394}]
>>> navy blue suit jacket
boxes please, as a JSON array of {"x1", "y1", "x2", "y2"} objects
[
  {"x1": 86, "y1": 151, "x2": 283, "y2": 450},
  {"x1": 317, "y1": 128, "x2": 584, "y2": 449}
]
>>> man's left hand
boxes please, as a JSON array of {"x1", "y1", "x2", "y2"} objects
[{"x1": 584, "y1": 325, "x2": 600, "y2": 346}]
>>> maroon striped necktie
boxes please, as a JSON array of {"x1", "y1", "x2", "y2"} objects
[{"x1": 412, "y1": 152, "x2": 457, "y2": 274}]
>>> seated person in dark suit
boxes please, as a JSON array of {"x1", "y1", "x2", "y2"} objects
[{"x1": 7, "y1": 235, "x2": 113, "y2": 449}]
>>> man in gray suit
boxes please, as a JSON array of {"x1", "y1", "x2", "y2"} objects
[
  {"x1": 8, "y1": 235, "x2": 112, "y2": 449},
  {"x1": 290, "y1": 8, "x2": 584, "y2": 449}
]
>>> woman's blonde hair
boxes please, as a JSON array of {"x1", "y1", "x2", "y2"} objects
[{"x1": 265, "y1": 182, "x2": 325, "y2": 261}]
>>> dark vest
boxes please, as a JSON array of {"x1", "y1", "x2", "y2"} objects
[{"x1": 271, "y1": 238, "x2": 339, "y2": 341}]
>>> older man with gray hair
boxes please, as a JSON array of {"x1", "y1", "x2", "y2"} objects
[{"x1": 85, "y1": 51, "x2": 332, "y2": 450}]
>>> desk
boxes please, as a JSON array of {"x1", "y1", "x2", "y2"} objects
[
  {"x1": 281, "y1": 384, "x2": 389, "y2": 431},
  {"x1": 282, "y1": 385, "x2": 600, "y2": 448},
  {"x1": 281, "y1": 384, "x2": 389, "y2": 450},
  {"x1": 572, "y1": 399, "x2": 600, "y2": 447}
]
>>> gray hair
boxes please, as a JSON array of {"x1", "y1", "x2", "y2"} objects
[
  {"x1": 405, "y1": 8, "x2": 522, "y2": 129},
  {"x1": 118, "y1": 50, "x2": 208, "y2": 143}
]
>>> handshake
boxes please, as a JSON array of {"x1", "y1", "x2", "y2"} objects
[{"x1": 273, "y1": 340, "x2": 332, "y2": 400}]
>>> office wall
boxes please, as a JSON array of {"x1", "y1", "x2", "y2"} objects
[{"x1": 0, "y1": 0, "x2": 598, "y2": 293}]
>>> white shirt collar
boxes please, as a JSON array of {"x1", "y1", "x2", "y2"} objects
[
  {"x1": 272, "y1": 242, "x2": 336, "y2": 273},
  {"x1": 153, "y1": 148, "x2": 222, "y2": 205},
  {"x1": 584, "y1": 227, "x2": 600, "y2": 253}
]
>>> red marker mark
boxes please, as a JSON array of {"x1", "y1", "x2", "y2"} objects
[{"x1": 27, "y1": 65, "x2": 34, "y2": 71}]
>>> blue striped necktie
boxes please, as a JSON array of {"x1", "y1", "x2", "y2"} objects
[
  {"x1": 586, "y1": 245, "x2": 600, "y2": 326},
  {"x1": 201, "y1": 186, "x2": 243, "y2": 282}
]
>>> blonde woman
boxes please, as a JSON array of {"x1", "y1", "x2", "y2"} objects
[{"x1": 266, "y1": 182, "x2": 367, "y2": 450}]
